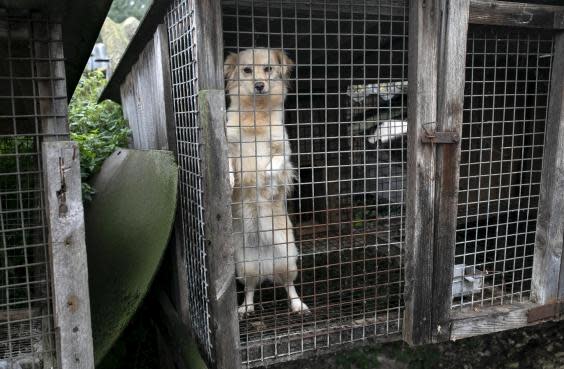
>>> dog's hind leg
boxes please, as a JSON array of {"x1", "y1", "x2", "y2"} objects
[
  {"x1": 234, "y1": 205, "x2": 260, "y2": 317},
  {"x1": 238, "y1": 273, "x2": 258, "y2": 316},
  {"x1": 270, "y1": 214, "x2": 309, "y2": 314}
]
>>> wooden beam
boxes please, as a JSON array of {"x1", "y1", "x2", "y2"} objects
[
  {"x1": 450, "y1": 302, "x2": 538, "y2": 341},
  {"x1": 532, "y1": 33, "x2": 564, "y2": 305},
  {"x1": 403, "y1": 0, "x2": 441, "y2": 346},
  {"x1": 469, "y1": 0, "x2": 564, "y2": 29},
  {"x1": 431, "y1": 0, "x2": 470, "y2": 343},
  {"x1": 42, "y1": 141, "x2": 95, "y2": 369}
]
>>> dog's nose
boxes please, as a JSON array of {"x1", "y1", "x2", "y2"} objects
[{"x1": 254, "y1": 82, "x2": 265, "y2": 93}]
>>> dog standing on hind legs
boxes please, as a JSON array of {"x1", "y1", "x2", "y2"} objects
[{"x1": 224, "y1": 48, "x2": 309, "y2": 316}]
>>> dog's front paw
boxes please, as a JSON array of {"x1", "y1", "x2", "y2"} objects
[
  {"x1": 238, "y1": 303, "x2": 255, "y2": 317},
  {"x1": 290, "y1": 299, "x2": 310, "y2": 314}
]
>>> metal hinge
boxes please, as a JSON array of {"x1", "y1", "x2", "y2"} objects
[{"x1": 527, "y1": 301, "x2": 564, "y2": 324}]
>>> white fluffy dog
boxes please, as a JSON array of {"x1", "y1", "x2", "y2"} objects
[{"x1": 224, "y1": 48, "x2": 309, "y2": 315}]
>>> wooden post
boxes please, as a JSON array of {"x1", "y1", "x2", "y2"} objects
[
  {"x1": 432, "y1": 0, "x2": 470, "y2": 343},
  {"x1": 532, "y1": 33, "x2": 564, "y2": 305},
  {"x1": 194, "y1": 0, "x2": 241, "y2": 367},
  {"x1": 404, "y1": 0, "x2": 441, "y2": 346},
  {"x1": 43, "y1": 141, "x2": 95, "y2": 369}
]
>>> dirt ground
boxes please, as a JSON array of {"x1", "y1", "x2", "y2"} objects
[{"x1": 276, "y1": 320, "x2": 564, "y2": 369}]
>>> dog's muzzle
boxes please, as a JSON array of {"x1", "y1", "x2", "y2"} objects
[{"x1": 254, "y1": 82, "x2": 265, "y2": 93}]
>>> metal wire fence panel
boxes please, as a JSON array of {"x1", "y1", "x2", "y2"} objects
[
  {"x1": 222, "y1": 0, "x2": 408, "y2": 365},
  {"x1": 453, "y1": 26, "x2": 554, "y2": 310},
  {"x1": 0, "y1": 12, "x2": 64, "y2": 369},
  {"x1": 166, "y1": 0, "x2": 214, "y2": 363}
]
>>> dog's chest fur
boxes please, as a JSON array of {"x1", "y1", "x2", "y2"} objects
[{"x1": 226, "y1": 109, "x2": 293, "y2": 196}]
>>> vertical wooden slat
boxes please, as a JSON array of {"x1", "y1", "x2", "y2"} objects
[
  {"x1": 194, "y1": 0, "x2": 225, "y2": 90},
  {"x1": 34, "y1": 18, "x2": 68, "y2": 139},
  {"x1": 432, "y1": 0, "x2": 470, "y2": 342},
  {"x1": 194, "y1": 0, "x2": 241, "y2": 367},
  {"x1": 43, "y1": 141, "x2": 95, "y2": 369},
  {"x1": 156, "y1": 22, "x2": 178, "y2": 154},
  {"x1": 532, "y1": 33, "x2": 564, "y2": 305},
  {"x1": 404, "y1": 0, "x2": 441, "y2": 346},
  {"x1": 199, "y1": 89, "x2": 240, "y2": 369}
]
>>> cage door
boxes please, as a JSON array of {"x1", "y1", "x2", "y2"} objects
[{"x1": 405, "y1": 0, "x2": 564, "y2": 346}]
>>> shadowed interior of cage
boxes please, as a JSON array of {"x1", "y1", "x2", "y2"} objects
[
  {"x1": 222, "y1": 0, "x2": 408, "y2": 364},
  {"x1": 0, "y1": 13, "x2": 60, "y2": 368},
  {"x1": 453, "y1": 26, "x2": 554, "y2": 310}
]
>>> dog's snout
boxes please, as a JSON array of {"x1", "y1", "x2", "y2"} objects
[{"x1": 254, "y1": 82, "x2": 265, "y2": 93}]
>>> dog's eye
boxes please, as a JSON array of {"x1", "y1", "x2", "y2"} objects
[
  {"x1": 264, "y1": 66, "x2": 272, "y2": 73},
  {"x1": 243, "y1": 67, "x2": 252, "y2": 74}
]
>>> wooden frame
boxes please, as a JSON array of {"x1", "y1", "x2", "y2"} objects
[
  {"x1": 532, "y1": 33, "x2": 564, "y2": 307},
  {"x1": 404, "y1": 0, "x2": 470, "y2": 345},
  {"x1": 405, "y1": 0, "x2": 564, "y2": 346}
]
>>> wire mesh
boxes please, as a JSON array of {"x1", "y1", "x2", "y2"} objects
[
  {"x1": 0, "y1": 12, "x2": 63, "y2": 368},
  {"x1": 222, "y1": 0, "x2": 408, "y2": 365},
  {"x1": 453, "y1": 26, "x2": 554, "y2": 310},
  {"x1": 166, "y1": 0, "x2": 214, "y2": 364}
]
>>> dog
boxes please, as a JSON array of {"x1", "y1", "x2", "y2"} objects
[{"x1": 224, "y1": 48, "x2": 309, "y2": 315}]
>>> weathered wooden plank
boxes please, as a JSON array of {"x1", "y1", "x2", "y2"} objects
[
  {"x1": 118, "y1": 25, "x2": 173, "y2": 151},
  {"x1": 450, "y1": 302, "x2": 537, "y2": 341},
  {"x1": 469, "y1": 0, "x2": 564, "y2": 29},
  {"x1": 199, "y1": 88, "x2": 241, "y2": 368},
  {"x1": 156, "y1": 22, "x2": 177, "y2": 154},
  {"x1": 34, "y1": 18, "x2": 68, "y2": 139},
  {"x1": 153, "y1": 25, "x2": 170, "y2": 150},
  {"x1": 403, "y1": 0, "x2": 441, "y2": 346},
  {"x1": 194, "y1": 0, "x2": 225, "y2": 90},
  {"x1": 42, "y1": 141, "x2": 95, "y2": 369},
  {"x1": 532, "y1": 33, "x2": 564, "y2": 305},
  {"x1": 431, "y1": 0, "x2": 470, "y2": 343}
]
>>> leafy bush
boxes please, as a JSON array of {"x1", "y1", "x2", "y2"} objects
[{"x1": 69, "y1": 70, "x2": 130, "y2": 201}]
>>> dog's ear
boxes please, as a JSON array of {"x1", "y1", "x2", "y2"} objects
[
  {"x1": 274, "y1": 49, "x2": 294, "y2": 78},
  {"x1": 224, "y1": 52, "x2": 239, "y2": 80}
]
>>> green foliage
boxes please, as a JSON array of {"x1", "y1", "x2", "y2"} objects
[
  {"x1": 108, "y1": 0, "x2": 152, "y2": 23},
  {"x1": 69, "y1": 70, "x2": 130, "y2": 201}
]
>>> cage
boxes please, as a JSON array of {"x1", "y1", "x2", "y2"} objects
[
  {"x1": 100, "y1": 0, "x2": 564, "y2": 368},
  {"x1": 0, "y1": 9, "x2": 93, "y2": 369}
]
